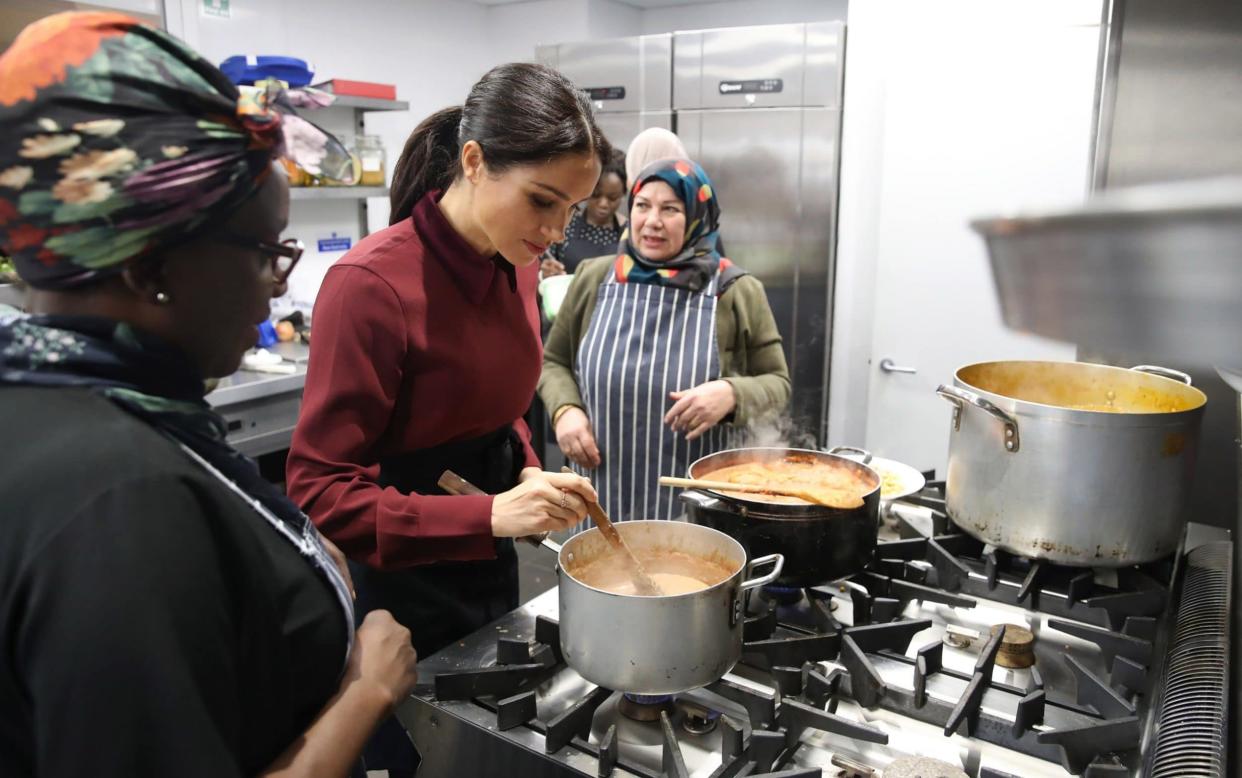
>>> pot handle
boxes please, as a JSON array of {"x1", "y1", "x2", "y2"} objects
[
  {"x1": 827, "y1": 445, "x2": 873, "y2": 465},
  {"x1": 739, "y1": 554, "x2": 785, "y2": 591},
  {"x1": 536, "y1": 537, "x2": 563, "y2": 555},
  {"x1": 679, "y1": 487, "x2": 737, "y2": 511},
  {"x1": 1130, "y1": 364, "x2": 1193, "y2": 386},
  {"x1": 936, "y1": 384, "x2": 1020, "y2": 453}
]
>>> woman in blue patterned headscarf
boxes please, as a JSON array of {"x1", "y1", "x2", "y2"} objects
[
  {"x1": 540, "y1": 158, "x2": 792, "y2": 525},
  {"x1": 0, "y1": 12, "x2": 417, "y2": 777},
  {"x1": 610, "y1": 158, "x2": 747, "y2": 291}
]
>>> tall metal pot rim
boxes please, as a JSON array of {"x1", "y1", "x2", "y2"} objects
[
  {"x1": 952, "y1": 360, "x2": 1207, "y2": 424},
  {"x1": 557, "y1": 519, "x2": 747, "y2": 600}
]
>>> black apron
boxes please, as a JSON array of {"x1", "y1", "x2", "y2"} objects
[
  {"x1": 350, "y1": 424, "x2": 522, "y2": 657},
  {"x1": 352, "y1": 424, "x2": 522, "y2": 775}
]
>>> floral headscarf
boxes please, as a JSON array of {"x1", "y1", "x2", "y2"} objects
[
  {"x1": 613, "y1": 158, "x2": 746, "y2": 295},
  {"x1": 0, "y1": 12, "x2": 353, "y2": 289}
]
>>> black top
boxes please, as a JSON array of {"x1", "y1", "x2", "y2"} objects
[
  {"x1": 548, "y1": 207, "x2": 624, "y2": 273},
  {"x1": 0, "y1": 386, "x2": 348, "y2": 777}
]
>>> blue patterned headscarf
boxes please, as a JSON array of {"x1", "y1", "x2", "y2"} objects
[{"x1": 613, "y1": 158, "x2": 745, "y2": 295}]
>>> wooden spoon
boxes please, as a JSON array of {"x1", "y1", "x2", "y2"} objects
[
  {"x1": 658, "y1": 475, "x2": 864, "y2": 510},
  {"x1": 560, "y1": 467, "x2": 664, "y2": 596}
]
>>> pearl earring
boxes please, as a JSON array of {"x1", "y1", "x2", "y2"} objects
[{"x1": 155, "y1": 291, "x2": 171, "y2": 305}]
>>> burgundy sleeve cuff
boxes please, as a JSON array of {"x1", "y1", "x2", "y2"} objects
[{"x1": 375, "y1": 494, "x2": 497, "y2": 566}]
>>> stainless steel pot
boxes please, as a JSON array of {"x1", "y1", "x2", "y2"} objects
[
  {"x1": 557, "y1": 520, "x2": 782, "y2": 694},
  {"x1": 937, "y1": 360, "x2": 1207, "y2": 566}
]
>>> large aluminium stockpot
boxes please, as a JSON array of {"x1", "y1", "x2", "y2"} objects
[{"x1": 937, "y1": 360, "x2": 1207, "y2": 566}]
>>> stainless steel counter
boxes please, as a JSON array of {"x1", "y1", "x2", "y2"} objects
[
  {"x1": 0, "y1": 283, "x2": 24, "y2": 310},
  {"x1": 206, "y1": 341, "x2": 309, "y2": 457}
]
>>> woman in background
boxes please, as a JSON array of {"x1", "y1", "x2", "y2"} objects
[{"x1": 541, "y1": 148, "x2": 626, "y2": 276}]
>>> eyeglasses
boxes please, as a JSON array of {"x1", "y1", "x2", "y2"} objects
[{"x1": 219, "y1": 234, "x2": 304, "y2": 283}]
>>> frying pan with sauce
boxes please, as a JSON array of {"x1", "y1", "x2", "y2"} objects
[{"x1": 703, "y1": 453, "x2": 874, "y2": 508}]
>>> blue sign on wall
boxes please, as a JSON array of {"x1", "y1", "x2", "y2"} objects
[{"x1": 317, "y1": 233, "x2": 352, "y2": 253}]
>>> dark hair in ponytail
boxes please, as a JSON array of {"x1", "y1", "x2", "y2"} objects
[
  {"x1": 389, "y1": 106, "x2": 463, "y2": 226},
  {"x1": 389, "y1": 62, "x2": 612, "y2": 225}
]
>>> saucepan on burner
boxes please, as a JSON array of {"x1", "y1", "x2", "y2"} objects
[
  {"x1": 557, "y1": 520, "x2": 781, "y2": 694},
  {"x1": 676, "y1": 447, "x2": 881, "y2": 587},
  {"x1": 438, "y1": 471, "x2": 784, "y2": 695}
]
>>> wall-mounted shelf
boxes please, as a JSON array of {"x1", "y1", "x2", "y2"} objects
[
  {"x1": 290, "y1": 186, "x2": 389, "y2": 201},
  {"x1": 321, "y1": 95, "x2": 409, "y2": 112},
  {"x1": 288, "y1": 95, "x2": 403, "y2": 240}
]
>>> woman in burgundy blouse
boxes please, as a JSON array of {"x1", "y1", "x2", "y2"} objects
[{"x1": 286, "y1": 63, "x2": 611, "y2": 774}]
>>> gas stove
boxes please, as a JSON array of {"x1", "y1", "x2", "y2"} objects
[{"x1": 396, "y1": 482, "x2": 1231, "y2": 777}]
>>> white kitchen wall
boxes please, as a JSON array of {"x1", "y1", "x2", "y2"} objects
[
  {"x1": 587, "y1": 0, "x2": 642, "y2": 38},
  {"x1": 639, "y1": 0, "x2": 847, "y2": 33},
  {"x1": 484, "y1": 0, "x2": 590, "y2": 64},
  {"x1": 483, "y1": 0, "x2": 641, "y2": 63},
  {"x1": 2, "y1": 0, "x2": 162, "y2": 48}
]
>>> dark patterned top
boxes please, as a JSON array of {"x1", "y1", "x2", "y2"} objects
[{"x1": 548, "y1": 207, "x2": 624, "y2": 273}]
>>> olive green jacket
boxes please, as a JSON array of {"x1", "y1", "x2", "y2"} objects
[{"x1": 538, "y1": 256, "x2": 791, "y2": 427}]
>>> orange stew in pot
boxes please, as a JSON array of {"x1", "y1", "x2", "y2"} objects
[
  {"x1": 705, "y1": 454, "x2": 873, "y2": 509},
  {"x1": 569, "y1": 550, "x2": 735, "y2": 596}
]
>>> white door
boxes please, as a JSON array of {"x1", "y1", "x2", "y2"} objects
[{"x1": 829, "y1": 0, "x2": 1102, "y2": 473}]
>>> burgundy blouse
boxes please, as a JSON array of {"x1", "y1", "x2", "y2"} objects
[{"x1": 287, "y1": 192, "x2": 542, "y2": 569}]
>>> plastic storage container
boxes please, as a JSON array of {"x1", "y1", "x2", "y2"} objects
[{"x1": 220, "y1": 55, "x2": 314, "y2": 87}]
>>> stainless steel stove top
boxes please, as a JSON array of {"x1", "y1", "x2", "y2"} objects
[{"x1": 395, "y1": 507, "x2": 1232, "y2": 778}]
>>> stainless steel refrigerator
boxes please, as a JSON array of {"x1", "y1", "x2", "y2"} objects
[
  {"x1": 537, "y1": 34, "x2": 674, "y2": 154},
  {"x1": 540, "y1": 22, "x2": 846, "y2": 440}
]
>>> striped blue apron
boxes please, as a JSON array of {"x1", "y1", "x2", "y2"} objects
[{"x1": 573, "y1": 272, "x2": 732, "y2": 525}]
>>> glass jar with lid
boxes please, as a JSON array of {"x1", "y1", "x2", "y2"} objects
[{"x1": 355, "y1": 135, "x2": 386, "y2": 186}]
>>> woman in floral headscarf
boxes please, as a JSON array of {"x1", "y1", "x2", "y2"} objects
[
  {"x1": 0, "y1": 13, "x2": 417, "y2": 778},
  {"x1": 539, "y1": 158, "x2": 791, "y2": 525}
]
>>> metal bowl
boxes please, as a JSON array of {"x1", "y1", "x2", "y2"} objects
[{"x1": 971, "y1": 177, "x2": 1242, "y2": 366}]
